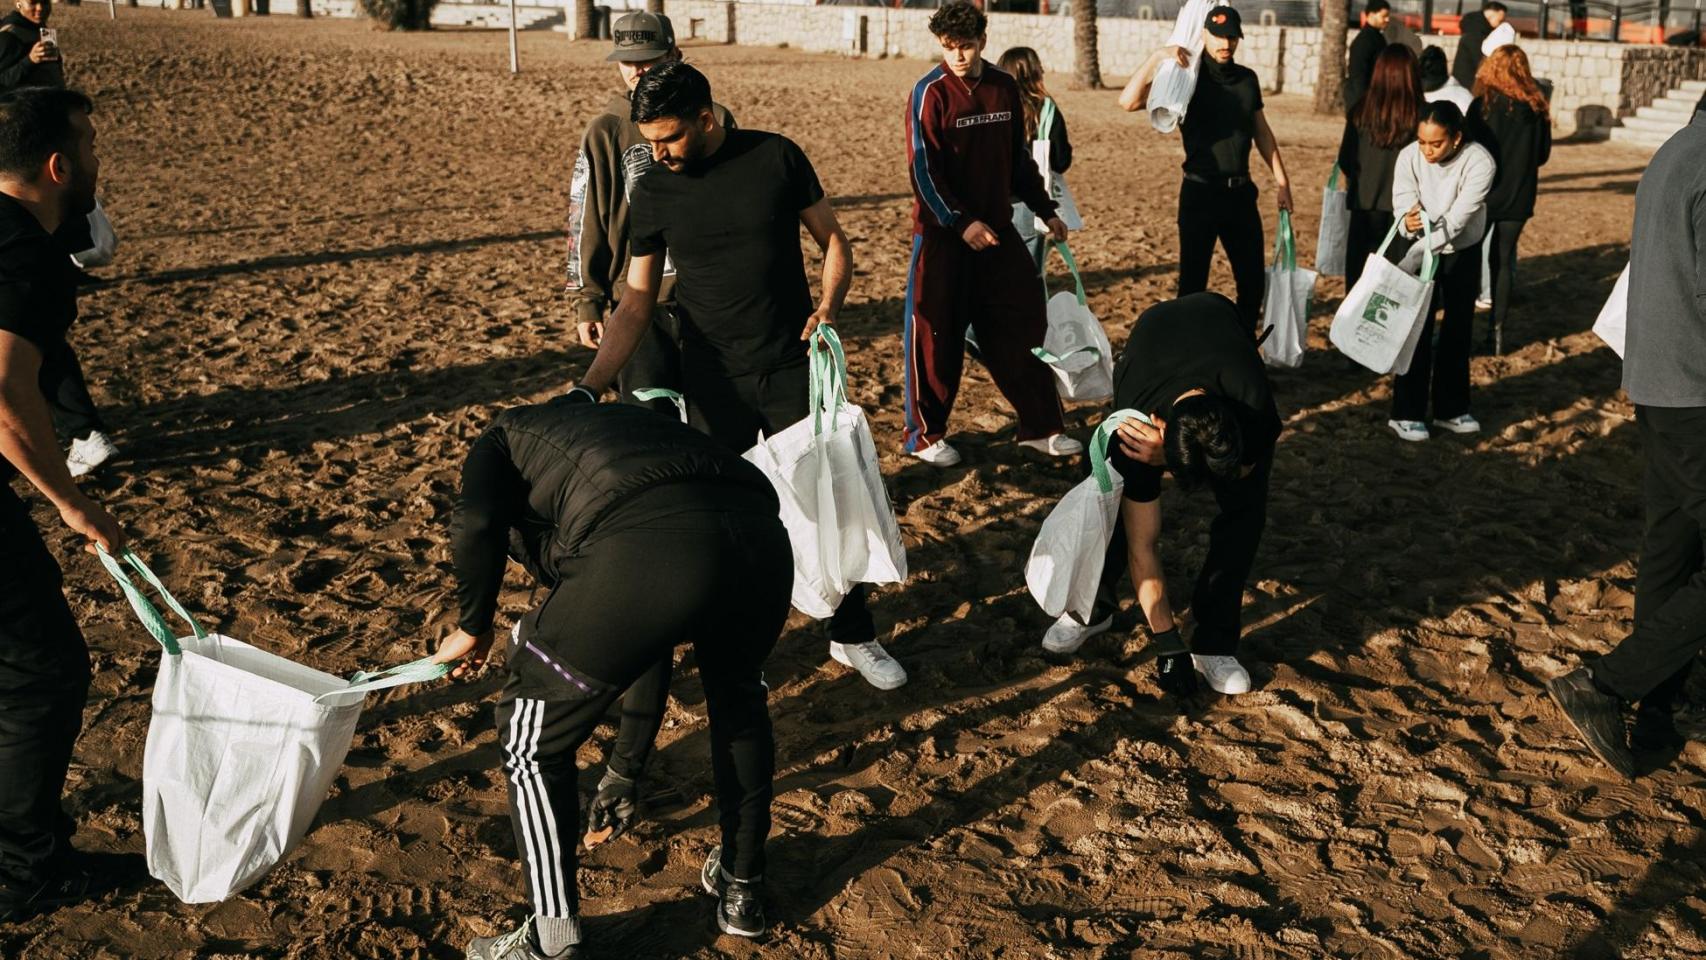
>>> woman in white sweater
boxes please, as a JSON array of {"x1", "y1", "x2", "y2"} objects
[{"x1": 1387, "y1": 100, "x2": 1496, "y2": 442}]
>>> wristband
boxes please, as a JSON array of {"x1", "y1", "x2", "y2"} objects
[
  {"x1": 1149, "y1": 626, "x2": 1188, "y2": 656},
  {"x1": 564, "y1": 386, "x2": 599, "y2": 405}
]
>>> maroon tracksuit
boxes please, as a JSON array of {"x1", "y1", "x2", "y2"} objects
[{"x1": 903, "y1": 61, "x2": 1066, "y2": 453}]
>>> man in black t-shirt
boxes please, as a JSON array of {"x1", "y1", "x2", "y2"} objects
[
  {"x1": 1119, "y1": 6, "x2": 1293, "y2": 332},
  {"x1": 0, "y1": 86, "x2": 124, "y2": 921},
  {"x1": 1345, "y1": 0, "x2": 1392, "y2": 116},
  {"x1": 573, "y1": 61, "x2": 908, "y2": 695},
  {"x1": 1040, "y1": 293, "x2": 1281, "y2": 702}
]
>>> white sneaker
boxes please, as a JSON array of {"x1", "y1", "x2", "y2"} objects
[
  {"x1": 1018, "y1": 434, "x2": 1083, "y2": 457},
  {"x1": 1191, "y1": 654, "x2": 1251, "y2": 695},
  {"x1": 66, "y1": 431, "x2": 118, "y2": 479},
  {"x1": 1387, "y1": 419, "x2": 1429, "y2": 442},
  {"x1": 1475, "y1": 297, "x2": 1493, "y2": 311},
  {"x1": 1041, "y1": 614, "x2": 1113, "y2": 655},
  {"x1": 1432, "y1": 414, "x2": 1481, "y2": 435},
  {"x1": 909, "y1": 439, "x2": 962, "y2": 467},
  {"x1": 829, "y1": 640, "x2": 908, "y2": 691}
]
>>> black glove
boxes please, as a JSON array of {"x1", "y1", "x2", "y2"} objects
[
  {"x1": 587, "y1": 768, "x2": 638, "y2": 841},
  {"x1": 1152, "y1": 627, "x2": 1199, "y2": 700},
  {"x1": 562, "y1": 385, "x2": 599, "y2": 405}
]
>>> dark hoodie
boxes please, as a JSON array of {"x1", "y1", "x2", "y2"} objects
[
  {"x1": 0, "y1": 11, "x2": 64, "y2": 91},
  {"x1": 563, "y1": 92, "x2": 734, "y2": 326}
]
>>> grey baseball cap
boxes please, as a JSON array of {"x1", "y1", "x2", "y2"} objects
[{"x1": 607, "y1": 12, "x2": 677, "y2": 62}]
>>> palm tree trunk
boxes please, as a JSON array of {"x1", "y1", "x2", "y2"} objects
[
  {"x1": 1314, "y1": 0, "x2": 1348, "y2": 113},
  {"x1": 645, "y1": 0, "x2": 662, "y2": 12},
  {"x1": 1073, "y1": 0, "x2": 1102, "y2": 90},
  {"x1": 296, "y1": 0, "x2": 312, "y2": 15},
  {"x1": 575, "y1": 0, "x2": 596, "y2": 39}
]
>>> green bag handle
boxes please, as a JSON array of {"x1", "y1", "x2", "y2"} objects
[
  {"x1": 1271, "y1": 209, "x2": 1296, "y2": 272},
  {"x1": 1032, "y1": 345, "x2": 1102, "y2": 366},
  {"x1": 313, "y1": 656, "x2": 451, "y2": 704},
  {"x1": 1374, "y1": 213, "x2": 1438, "y2": 284},
  {"x1": 806, "y1": 323, "x2": 849, "y2": 437},
  {"x1": 1327, "y1": 162, "x2": 1342, "y2": 192},
  {"x1": 1089, "y1": 408, "x2": 1150, "y2": 495},
  {"x1": 1045, "y1": 240, "x2": 1089, "y2": 307},
  {"x1": 631, "y1": 387, "x2": 687, "y2": 424},
  {"x1": 1037, "y1": 97, "x2": 1057, "y2": 143},
  {"x1": 96, "y1": 547, "x2": 209, "y2": 656}
]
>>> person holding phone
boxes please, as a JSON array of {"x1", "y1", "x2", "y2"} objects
[{"x1": 0, "y1": 0, "x2": 64, "y2": 91}]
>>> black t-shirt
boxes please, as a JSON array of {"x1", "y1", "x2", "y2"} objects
[
  {"x1": 1179, "y1": 60, "x2": 1263, "y2": 178},
  {"x1": 0, "y1": 194, "x2": 78, "y2": 484},
  {"x1": 629, "y1": 129, "x2": 823, "y2": 376},
  {"x1": 1108, "y1": 293, "x2": 1283, "y2": 502}
]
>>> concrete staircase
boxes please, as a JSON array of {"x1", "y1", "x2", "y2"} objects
[{"x1": 1610, "y1": 79, "x2": 1706, "y2": 149}]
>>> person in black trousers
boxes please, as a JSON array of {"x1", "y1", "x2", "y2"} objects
[
  {"x1": 1344, "y1": 0, "x2": 1391, "y2": 116},
  {"x1": 1038, "y1": 293, "x2": 1283, "y2": 703},
  {"x1": 0, "y1": 87, "x2": 125, "y2": 921},
  {"x1": 435, "y1": 399, "x2": 793, "y2": 958},
  {"x1": 1120, "y1": 6, "x2": 1293, "y2": 332},
  {"x1": 1546, "y1": 107, "x2": 1706, "y2": 780},
  {"x1": 573, "y1": 61, "x2": 909, "y2": 692},
  {"x1": 1469, "y1": 45, "x2": 1551, "y2": 355},
  {"x1": 1338, "y1": 44, "x2": 1421, "y2": 290}
]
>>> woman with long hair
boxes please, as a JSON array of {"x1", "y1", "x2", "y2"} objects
[
  {"x1": 1387, "y1": 100, "x2": 1495, "y2": 442},
  {"x1": 998, "y1": 46, "x2": 1071, "y2": 274},
  {"x1": 1472, "y1": 45, "x2": 1551, "y2": 354},
  {"x1": 1338, "y1": 44, "x2": 1422, "y2": 290}
]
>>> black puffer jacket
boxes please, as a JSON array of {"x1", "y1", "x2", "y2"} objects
[{"x1": 452, "y1": 400, "x2": 777, "y2": 633}]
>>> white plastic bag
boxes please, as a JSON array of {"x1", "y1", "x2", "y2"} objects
[
  {"x1": 98, "y1": 549, "x2": 448, "y2": 904},
  {"x1": 743, "y1": 326, "x2": 907, "y2": 618},
  {"x1": 1148, "y1": 0, "x2": 1217, "y2": 133},
  {"x1": 1315, "y1": 164, "x2": 1350, "y2": 278},
  {"x1": 1030, "y1": 99, "x2": 1083, "y2": 232},
  {"x1": 1026, "y1": 411, "x2": 1141, "y2": 625},
  {"x1": 1032, "y1": 240, "x2": 1114, "y2": 402},
  {"x1": 1330, "y1": 217, "x2": 1438, "y2": 375},
  {"x1": 1262, "y1": 210, "x2": 1316, "y2": 369},
  {"x1": 1593, "y1": 263, "x2": 1629, "y2": 358},
  {"x1": 70, "y1": 199, "x2": 116, "y2": 269}
]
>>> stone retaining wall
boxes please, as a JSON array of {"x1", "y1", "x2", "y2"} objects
[{"x1": 659, "y1": 0, "x2": 1706, "y2": 136}]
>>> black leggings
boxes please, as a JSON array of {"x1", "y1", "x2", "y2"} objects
[
  {"x1": 1487, "y1": 219, "x2": 1527, "y2": 354},
  {"x1": 1177, "y1": 179, "x2": 1266, "y2": 333},
  {"x1": 496, "y1": 503, "x2": 792, "y2": 918},
  {"x1": 1345, "y1": 207, "x2": 1396, "y2": 292},
  {"x1": 1392, "y1": 242, "x2": 1481, "y2": 423}
]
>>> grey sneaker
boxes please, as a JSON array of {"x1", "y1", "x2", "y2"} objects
[
  {"x1": 700, "y1": 845, "x2": 765, "y2": 938},
  {"x1": 465, "y1": 917, "x2": 581, "y2": 960},
  {"x1": 1545, "y1": 668, "x2": 1635, "y2": 779}
]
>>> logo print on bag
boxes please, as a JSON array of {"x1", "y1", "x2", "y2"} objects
[{"x1": 1362, "y1": 293, "x2": 1399, "y2": 328}]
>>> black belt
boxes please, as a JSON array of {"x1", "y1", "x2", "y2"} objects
[{"x1": 1183, "y1": 172, "x2": 1252, "y2": 189}]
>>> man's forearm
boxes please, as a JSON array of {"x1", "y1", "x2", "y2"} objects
[
  {"x1": 0, "y1": 379, "x2": 83, "y2": 510},
  {"x1": 819, "y1": 233, "x2": 852, "y2": 318},
  {"x1": 1127, "y1": 549, "x2": 1177, "y2": 633},
  {"x1": 579, "y1": 296, "x2": 653, "y2": 395},
  {"x1": 1118, "y1": 51, "x2": 1164, "y2": 112}
]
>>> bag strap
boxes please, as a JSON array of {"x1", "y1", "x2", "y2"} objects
[
  {"x1": 1031, "y1": 345, "x2": 1102, "y2": 366},
  {"x1": 1047, "y1": 240, "x2": 1089, "y2": 307},
  {"x1": 1271, "y1": 209, "x2": 1296, "y2": 272},
  {"x1": 807, "y1": 323, "x2": 849, "y2": 437},
  {"x1": 313, "y1": 656, "x2": 451, "y2": 704},
  {"x1": 96, "y1": 547, "x2": 210, "y2": 656},
  {"x1": 1374, "y1": 214, "x2": 1439, "y2": 282},
  {"x1": 1089, "y1": 408, "x2": 1148, "y2": 494},
  {"x1": 1327, "y1": 162, "x2": 1342, "y2": 192},
  {"x1": 630, "y1": 387, "x2": 688, "y2": 424},
  {"x1": 1036, "y1": 98, "x2": 1056, "y2": 142}
]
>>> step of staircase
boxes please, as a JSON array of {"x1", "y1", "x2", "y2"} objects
[
  {"x1": 1608, "y1": 125, "x2": 1675, "y2": 149},
  {"x1": 1618, "y1": 112, "x2": 1690, "y2": 134},
  {"x1": 1640, "y1": 96, "x2": 1698, "y2": 117}
]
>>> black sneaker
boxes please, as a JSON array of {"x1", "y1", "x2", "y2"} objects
[
  {"x1": 700, "y1": 845, "x2": 765, "y2": 938},
  {"x1": 1546, "y1": 668, "x2": 1636, "y2": 779},
  {"x1": 1631, "y1": 704, "x2": 1685, "y2": 754},
  {"x1": 0, "y1": 860, "x2": 93, "y2": 922}
]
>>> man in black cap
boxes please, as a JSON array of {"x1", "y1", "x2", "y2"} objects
[{"x1": 1119, "y1": 5, "x2": 1293, "y2": 333}]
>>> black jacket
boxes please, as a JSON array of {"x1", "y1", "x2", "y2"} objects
[
  {"x1": 0, "y1": 12, "x2": 63, "y2": 91},
  {"x1": 1472, "y1": 93, "x2": 1551, "y2": 221},
  {"x1": 451, "y1": 400, "x2": 778, "y2": 633},
  {"x1": 1337, "y1": 119, "x2": 1413, "y2": 213},
  {"x1": 1344, "y1": 27, "x2": 1388, "y2": 116},
  {"x1": 1453, "y1": 12, "x2": 1491, "y2": 89}
]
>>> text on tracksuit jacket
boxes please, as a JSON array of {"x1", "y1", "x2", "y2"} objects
[{"x1": 906, "y1": 62, "x2": 1056, "y2": 236}]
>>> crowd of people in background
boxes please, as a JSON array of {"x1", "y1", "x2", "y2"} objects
[{"x1": 0, "y1": 2, "x2": 1699, "y2": 959}]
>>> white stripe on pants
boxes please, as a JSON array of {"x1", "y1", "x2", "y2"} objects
[{"x1": 504, "y1": 698, "x2": 572, "y2": 918}]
